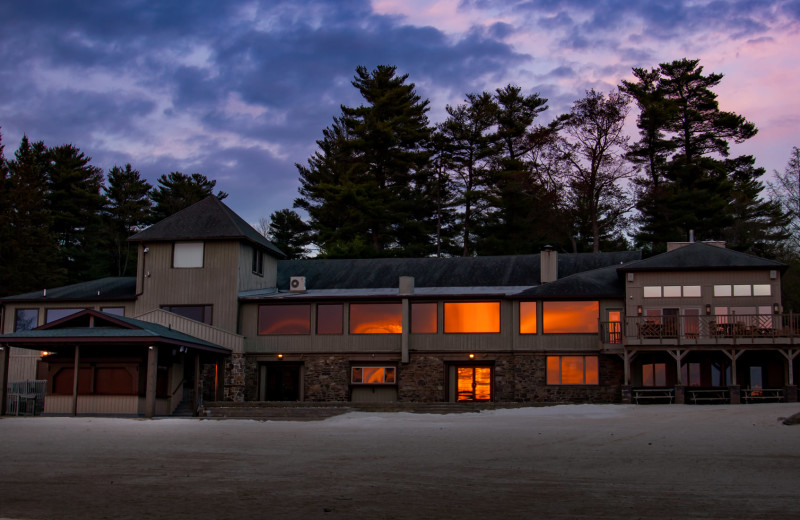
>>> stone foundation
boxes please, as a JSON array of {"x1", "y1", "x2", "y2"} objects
[
  {"x1": 224, "y1": 353, "x2": 246, "y2": 402},
  {"x1": 398, "y1": 355, "x2": 445, "y2": 401},
  {"x1": 303, "y1": 355, "x2": 350, "y2": 401}
]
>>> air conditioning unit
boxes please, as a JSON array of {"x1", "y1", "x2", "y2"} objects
[{"x1": 289, "y1": 276, "x2": 306, "y2": 293}]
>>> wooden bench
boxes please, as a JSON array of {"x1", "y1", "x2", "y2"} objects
[
  {"x1": 633, "y1": 388, "x2": 674, "y2": 404},
  {"x1": 688, "y1": 388, "x2": 729, "y2": 404},
  {"x1": 742, "y1": 388, "x2": 784, "y2": 403}
]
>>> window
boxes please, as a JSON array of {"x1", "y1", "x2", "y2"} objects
[
  {"x1": 457, "y1": 366, "x2": 492, "y2": 401},
  {"x1": 258, "y1": 305, "x2": 310, "y2": 334},
  {"x1": 663, "y1": 286, "x2": 681, "y2": 297},
  {"x1": 101, "y1": 307, "x2": 125, "y2": 316},
  {"x1": 714, "y1": 285, "x2": 732, "y2": 297},
  {"x1": 519, "y1": 302, "x2": 537, "y2": 334},
  {"x1": 752, "y1": 284, "x2": 771, "y2": 296},
  {"x1": 681, "y1": 362, "x2": 702, "y2": 387},
  {"x1": 173, "y1": 242, "x2": 204, "y2": 268},
  {"x1": 162, "y1": 305, "x2": 213, "y2": 325},
  {"x1": 643, "y1": 286, "x2": 662, "y2": 298},
  {"x1": 683, "y1": 286, "x2": 701, "y2": 297},
  {"x1": 733, "y1": 284, "x2": 751, "y2": 297},
  {"x1": 546, "y1": 356, "x2": 599, "y2": 385},
  {"x1": 316, "y1": 304, "x2": 343, "y2": 334},
  {"x1": 350, "y1": 303, "x2": 402, "y2": 334},
  {"x1": 252, "y1": 248, "x2": 263, "y2": 276},
  {"x1": 351, "y1": 366, "x2": 396, "y2": 384},
  {"x1": 411, "y1": 303, "x2": 437, "y2": 333},
  {"x1": 443, "y1": 302, "x2": 500, "y2": 333},
  {"x1": 45, "y1": 308, "x2": 84, "y2": 323},
  {"x1": 14, "y1": 309, "x2": 39, "y2": 331},
  {"x1": 542, "y1": 301, "x2": 599, "y2": 333},
  {"x1": 642, "y1": 363, "x2": 666, "y2": 387}
]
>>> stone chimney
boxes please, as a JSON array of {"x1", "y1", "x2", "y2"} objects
[{"x1": 540, "y1": 246, "x2": 558, "y2": 284}]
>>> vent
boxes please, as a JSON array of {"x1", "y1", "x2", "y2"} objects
[{"x1": 289, "y1": 276, "x2": 306, "y2": 293}]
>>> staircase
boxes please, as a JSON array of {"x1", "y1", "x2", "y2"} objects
[{"x1": 171, "y1": 400, "x2": 196, "y2": 417}]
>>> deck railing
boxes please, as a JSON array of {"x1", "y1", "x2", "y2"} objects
[{"x1": 600, "y1": 314, "x2": 800, "y2": 345}]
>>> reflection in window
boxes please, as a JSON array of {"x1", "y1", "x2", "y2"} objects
[
  {"x1": 457, "y1": 366, "x2": 492, "y2": 401},
  {"x1": 542, "y1": 301, "x2": 599, "y2": 333},
  {"x1": 547, "y1": 356, "x2": 599, "y2": 385},
  {"x1": 351, "y1": 366, "x2": 396, "y2": 384},
  {"x1": 681, "y1": 362, "x2": 702, "y2": 386},
  {"x1": 316, "y1": 304, "x2": 343, "y2": 334},
  {"x1": 411, "y1": 303, "x2": 437, "y2": 333},
  {"x1": 258, "y1": 305, "x2": 310, "y2": 334},
  {"x1": 45, "y1": 308, "x2": 84, "y2": 323},
  {"x1": 519, "y1": 302, "x2": 537, "y2": 334},
  {"x1": 162, "y1": 305, "x2": 213, "y2": 325},
  {"x1": 14, "y1": 309, "x2": 39, "y2": 331},
  {"x1": 444, "y1": 302, "x2": 500, "y2": 333},
  {"x1": 350, "y1": 304, "x2": 402, "y2": 334},
  {"x1": 642, "y1": 363, "x2": 666, "y2": 386}
]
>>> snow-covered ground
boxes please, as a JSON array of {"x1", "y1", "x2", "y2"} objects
[{"x1": 1, "y1": 404, "x2": 798, "y2": 519}]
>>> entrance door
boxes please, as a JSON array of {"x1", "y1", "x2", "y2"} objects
[
  {"x1": 457, "y1": 366, "x2": 492, "y2": 401},
  {"x1": 261, "y1": 364, "x2": 301, "y2": 401}
]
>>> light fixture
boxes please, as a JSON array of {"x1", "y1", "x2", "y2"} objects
[
  {"x1": 468, "y1": 353, "x2": 475, "y2": 359},
  {"x1": 773, "y1": 303, "x2": 780, "y2": 314},
  {"x1": 637, "y1": 306, "x2": 643, "y2": 316},
  {"x1": 40, "y1": 351, "x2": 53, "y2": 357},
  {"x1": 705, "y1": 304, "x2": 711, "y2": 315},
  {"x1": 277, "y1": 354, "x2": 284, "y2": 359}
]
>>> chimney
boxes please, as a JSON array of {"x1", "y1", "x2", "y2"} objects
[
  {"x1": 540, "y1": 246, "x2": 558, "y2": 284},
  {"x1": 399, "y1": 276, "x2": 414, "y2": 295}
]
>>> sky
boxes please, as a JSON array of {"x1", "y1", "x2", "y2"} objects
[{"x1": 1, "y1": 0, "x2": 799, "y2": 225}]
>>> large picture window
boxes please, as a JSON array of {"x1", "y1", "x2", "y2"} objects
[
  {"x1": 351, "y1": 366, "x2": 396, "y2": 384},
  {"x1": 316, "y1": 304, "x2": 343, "y2": 334},
  {"x1": 542, "y1": 301, "x2": 599, "y2": 333},
  {"x1": 258, "y1": 305, "x2": 311, "y2": 334},
  {"x1": 162, "y1": 305, "x2": 213, "y2": 325},
  {"x1": 173, "y1": 241, "x2": 204, "y2": 268},
  {"x1": 350, "y1": 303, "x2": 402, "y2": 334},
  {"x1": 411, "y1": 303, "x2": 438, "y2": 333},
  {"x1": 444, "y1": 302, "x2": 500, "y2": 333},
  {"x1": 14, "y1": 309, "x2": 39, "y2": 331},
  {"x1": 519, "y1": 302, "x2": 537, "y2": 334},
  {"x1": 546, "y1": 356, "x2": 599, "y2": 385},
  {"x1": 45, "y1": 308, "x2": 84, "y2": 324}
]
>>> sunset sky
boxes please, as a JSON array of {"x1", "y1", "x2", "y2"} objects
[{"x1": 1, "y1": 0, "x2": 798, "y2": 224}]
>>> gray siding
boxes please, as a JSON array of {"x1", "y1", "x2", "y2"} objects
[{"x1": 237, "y1": 243, "x2": 278, "y2": 292}]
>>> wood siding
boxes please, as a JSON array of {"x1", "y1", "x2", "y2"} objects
[
  {"x1": 237, "y1": 243, "x2": 278, "y2": 292},
  {"x1": 6, "y1": 348, "x2": 40, "y2": 381},
  {"x1": 44, "y1": 395, "x2": 174, "y2": 415},
  {"x1": 133, "y1": 241, "x2": 241, "y2": 333},
  {"x1": 134, "y1": 309, "x2": 244, "y2": 353}
]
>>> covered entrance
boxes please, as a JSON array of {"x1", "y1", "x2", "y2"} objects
[
  {"x1": 449, "y1": 365, "x2": 492, "y2": 402},
  {"x1": 259, "y1": 363, "x2": 302, "y2": 401}
]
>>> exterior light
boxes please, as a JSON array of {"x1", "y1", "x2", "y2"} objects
[
  {"x1": 40, "y1": 351, "x2": 53, "y2": 357},
  {"x1": 637, "y1": 306, "x2": 643, "y2": 316},
  {"x1": 773, "y1": 303, "x2": 780, "y2": 314},
  {"x1": 277, "y1": 354, "x2": 284, "y2": 359},
  {"x1": 705, "y1": 304, "x2": 711, "y2": 315},
  {"x1": 469, "y1": 353, "x2": 475, "y2": 359}
]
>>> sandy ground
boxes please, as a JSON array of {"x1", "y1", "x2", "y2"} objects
[{"x1": 1, "y1": 403, "x2": 799, "y2": 520}]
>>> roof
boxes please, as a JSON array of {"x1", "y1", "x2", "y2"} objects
[
  {"x1": 0, "y1": 309, "x2": 229, "y2": 354},
  {"x1": 275, "y1": 251, "x2": 641, "y2": 290},
  {"x1": 240, "y1": 286, "x2": 533, "y2": 300},
  {"x1": 516, "y1": 265, "x2": 626, "y2": 299},
  {"x1": 128, "y1": 196, "x2": 285, "y2": 258},
  {"x1": 618, "y1": 243, "x2": 786, "y2": 272},
  {"x1": 1, "y1": 277, "x2": 136, "y2": 302}
]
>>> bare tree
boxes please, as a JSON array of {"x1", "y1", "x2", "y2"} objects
[{"x1": 768, "y1": 146, "x2": 800, "y2": 253}]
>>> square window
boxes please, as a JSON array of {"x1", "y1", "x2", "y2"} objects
[
  {"x1": 714, "y1": 285, "x2": 732, "y2": 297},
  {"x1": 663, "y1": 286, "x2": 681, "y2": 297},
  {"x1": 173, "y1": 242, "x2": 204, "y2": 268},
  {"x1": 14, "y1": 309, "x2": 39, "y2": 331},
  {"x1": 643, "y1": 286, "x2": 662, "y2": 298},
  {"x1": 752, "y1": 284, "x2": 771, "y2": 296},
  {"x1": 733, "y1": 285, "x2": 751, "y2": 297},
  {"x1": 682, "y1": 286, "x2": 701, "y2": 297}
]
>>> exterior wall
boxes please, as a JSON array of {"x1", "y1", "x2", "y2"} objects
[
  {"x1": 625, "y1": 270, "x2": 780, "y2": 319},
  {"x1": 237, "y1": 243, "x2": 278, "y2": 292},
  {"x1": 5, "y1": 348, "x2": 41, "y2": 381},
  {"x1": 224, "y1": 353, "x2": 246, "y2": 402},
  {"x1": 43, "y1": 395, "x2": 173, "y2": 415},
  {"x1": 134, "y1": 309, "x2": 244, "y2": 354},
  {"x1": 1, "y1": 301, "x2": 137, "y2": 333},
  {"x1": 133, "y1": 241, "x2": 241, "y2": 333}
]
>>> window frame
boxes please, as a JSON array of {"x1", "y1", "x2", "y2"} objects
[
  {"x1": 45, "y1": 308, "x2": 85, "y2": 324},
  {"x1": 173, "y1": 241, "x2": 204, "y2": 268},
  {"x1": 443, "y1": 301, "x2": 501, "y2": 334},
  {"x1": 252, "y1": 248, "x2": 264, "y2": 276},
  {"x1": 161, "y1": 304, "x2": 213, "y2": 325},
  {"x1": 519, "y1": 301, "x2": 537, "y2": 334},
  {"x1": 316, "y1": 304, "x2": 343, "y2": 335},
  {"x1": 257, "y1": 304, "x2": 311, "y2": 335},
  {"x1": 541, "y1": 301, "x2": 600, "y2": 334},
  {"x1": 350, "y1": 366, "x2": 397, "y2": 385},
  {"x1": 349, "y1": 302, "x2": 403, "y2": 335},
  {"x1": 14, "y1": 308, "x2": 40, "y2": 332},
  {"x1": 546, "y1": 355, "x2": 599, "y2": 385},
  {"x1": 410, "y1": 302, "x2": 438, "y2": 334}
]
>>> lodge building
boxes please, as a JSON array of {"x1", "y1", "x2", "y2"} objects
[{"x1": 1, "y1": 197, "x2": 798, "y2": 416}]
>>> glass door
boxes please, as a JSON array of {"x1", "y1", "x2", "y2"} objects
[{"x1": 457, "y1": 366, "x2": 492, "y2": 401}]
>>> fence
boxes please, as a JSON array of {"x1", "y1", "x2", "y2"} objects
[{"x1": 5, "y1": 380, "x2": 47, "y2": 416}]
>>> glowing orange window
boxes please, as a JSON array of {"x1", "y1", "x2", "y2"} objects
[
  {"x1": 457, "y1": 366, "x2": 492, "y2": 401},
  {"x1": 547, "y1": 356, "x2": 599, "y2": 385},
  {"x1": 411, "y1": 303, "x2": 438, "y2": 333},
  {"x1": 349, "y1": 303, "x2": 402, "y2": 334},
  {"x1": 258, "y1": 305, "x2": 311, "y2": 334},
  {"x1": 542, "y1": 301, "x2": 599, "y2": 333},
  {"x1": 444, "y1": 302, "x2": 500, "y2": 333},
  {"x1": 520, "y1": 302, "x2": 537, "y2": 334}
]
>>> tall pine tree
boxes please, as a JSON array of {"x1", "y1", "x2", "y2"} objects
[{"x1": 104, "y1": 164, "x2": 152, "y2": 276}]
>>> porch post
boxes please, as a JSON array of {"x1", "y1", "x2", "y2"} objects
[
  {"x1": 216, "y1": 358, "x2": 224, "y2": 401},
  {"x1": 401, "y1": 298, "x2": 410, "y2": 364},
  {"x1": 620, "y1": 348, "x2": 633, "y2": 404},
  {"x1": 71, "y1": 345, "x2": 80, "y2": 416},
  {"x1": 0, "y1": 345, "x2": 10, "y2": 416},
  {"x1": 779, "y1": 349, "x2": 798, "y2": 403},
  {"x1": 144, "y1": 345, "x2": 158, "y2": 418},
  {"x1": 193, "y1": 353, "x2": 201, "y2": 414},
  {"x1": 668, "y1": 349, "x2": 686, "y2": 404}
]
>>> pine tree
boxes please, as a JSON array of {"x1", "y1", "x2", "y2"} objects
[
  {"x1": 150, "y1": 172, "x2": 227, "y2": 222},
  {"x1": 104, "y1": 164, "x2": 152, "y2": 276},
  {"x1": 266, "y1": 209, "x2": 312, "y2": 259}
]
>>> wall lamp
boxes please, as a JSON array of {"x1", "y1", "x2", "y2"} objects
[
  {"x1": 468, "y1": 353, "x2": 475, "y2": 359},
  {"x1": 705, "y1": 304, "x2": 711, "y2": 315},
  {"x1": 277, "y1": 354, "x2": 284, "y2": 359},
  {"x1": 773, "y1": 303, "x2": 781, "y2": 315},
  {"x1": 637, "y1": 306, "x2": 643, "y2": 316}
]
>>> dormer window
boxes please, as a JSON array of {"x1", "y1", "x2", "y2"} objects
[{"x1": 173, "y1": 242, "x2": 204, "y2": 268}]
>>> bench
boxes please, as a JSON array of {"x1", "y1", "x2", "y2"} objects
[
  {"x1": 742, "y1": 388, "x2": 784, "y2": 403},
  {"x1": 688, "y1": 388, "x2": 729, "y2": 404},
  {"x1": 633, "y1": 388, "x2": 674, "y2": 404}
]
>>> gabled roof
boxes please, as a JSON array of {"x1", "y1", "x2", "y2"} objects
[
  {"x1": 1, "y1": 277, "x2": 136, "y2": 302},
  {"x1": 618, "y1": 243, "x2": 786, "y2": 272},
  {"x1": 0, "y1": 309, "x2": 229, "y2": 353},
  {"x1": 128, "y1": 196, "x2": 285, "y2": 258},
  {"x1": 515, "y1": 265, "x2": 626, "y2": 299},
  {"x1": 275, "y1": 251, "x2": 641, "y2": 290}
]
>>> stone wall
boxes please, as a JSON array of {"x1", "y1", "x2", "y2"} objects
[
  {"x1": 244, "y1": 357, "x2": 259, "y2": 401},
  {"x1": 303, "y1": 355, "x2": 350, "y2": 401},
  {"x1": 224, "y1": 353, "x2": 246, "y2": 402},
  {"x1": 397, "y1": 355, "x2": 445, "y2": 401}
]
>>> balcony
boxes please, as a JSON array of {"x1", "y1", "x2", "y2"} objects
[{"x1": 600, "y1": 314, "x2": 800, "y2": 347}]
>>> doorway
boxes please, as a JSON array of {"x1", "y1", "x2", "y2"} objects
[
  {"x1": 260, "y1": 363, "x2": 302, "y2": 401},
  {"x1": 455, "y1": 366, "x2": 492, "y2": 401}
]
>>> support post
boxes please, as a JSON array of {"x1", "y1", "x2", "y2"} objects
[
  {"x1": 668, "y1": 349, "x2": 687, "y2": 404},
  {"x1": 0, "y1": 345, "x2": 10, "y2": 416},
  {"x1": 401, "y1": 298, "x2": 410, "y2": 364},
  {"x1": 145, "y1": 346, "x2": 158, "y2": 418},
  {"x1": 216, "y1": 358, "x2": 224, "y2": 401},
  {"x1": 193, "y1": 353, "x2": 201, "y2": 415},
  {"x1": 72, "y1": 345, "x2": 80, "y2": 416}
]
